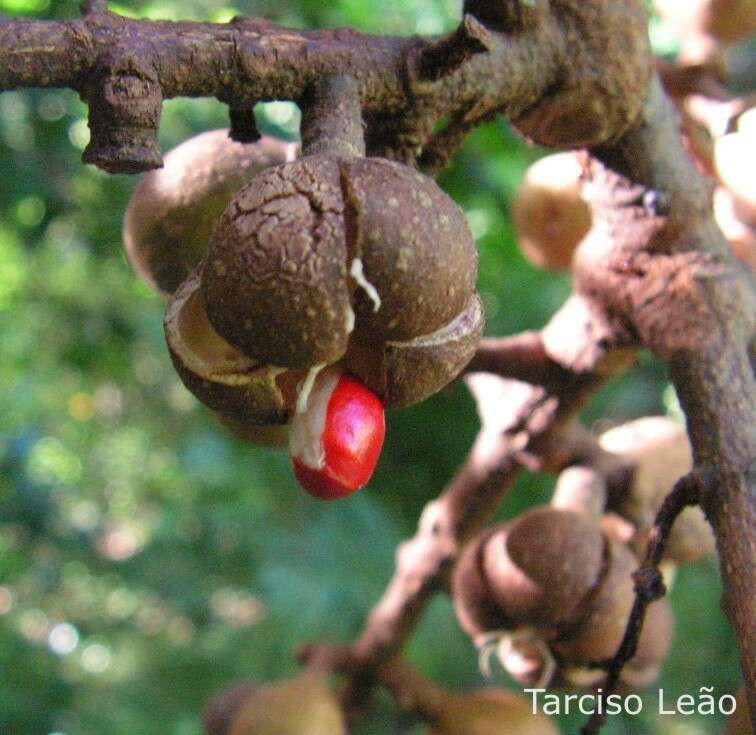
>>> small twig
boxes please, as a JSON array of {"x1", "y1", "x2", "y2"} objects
[{"x1": 581, "y1": 473, "x2": 702, "y2": 735}]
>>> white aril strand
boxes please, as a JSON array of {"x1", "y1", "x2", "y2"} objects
[{"x1": 289, "y1": 367, "x2": 341, "y2": 470}]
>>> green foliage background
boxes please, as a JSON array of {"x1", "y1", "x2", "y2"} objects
[{"x1": 0, "y1": 1, "x2": 742, "y2": 733}]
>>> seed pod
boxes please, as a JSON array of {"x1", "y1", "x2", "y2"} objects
[
  {"x1": 344, "y1": 294, "x2": 484, "y2": 407},
  {"x1": 423, "y1": 687, "x2": 559, "y2": 735},
  {"x1": 214, "y1": 412, "x2": 290, "y2": 447},
  {"x1": 512, "y1": 152, "x2": 591, "y2": 272},
  {"x1": 512, "y1": 0, "x2": 652, "y2": 148},
  {"x1": 452, "y1": 506, "x2": 671, "y2": 685},
  {"x1": 599, "y1": 417, "x2": 715, "y2": 564},
  {"x1": 199, "y1": 154, "x2": 480, "y2": 407},
  {"x1": 165, "y1": 268, "x2": 305, "y2": 426},
  {"x1": 123, "y1": 130, "x2": 296, "y2": 295},
  {"x1": 482, "y1": 507, "x2": 605, "y2": 629},
  {"x1": 713, "y1": 187, "x2": 756, "y2": 271},
  {"x1": 656, "y1": 0, "x2": 756, "y2": 45},
  {"x1": 204, "y1": 670, "x2": 346, "y2": 735}
]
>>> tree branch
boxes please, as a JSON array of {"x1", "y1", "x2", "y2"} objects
[
  {"x1": 575, "y1": 76, "x2": 756, "y2": 726},
  {"x1": 0, "y1": 11, "x2": 561, "y2": 171}
]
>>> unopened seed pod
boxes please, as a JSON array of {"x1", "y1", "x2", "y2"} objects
[
  {"x1": 477, "y1": 508, "x2": 605, "y2": 631},
  {"x1": 422, "y1": 687, "x2": 559, "y2": 735},
  {"x1": 198, "y1": 154, "x2": 482, "y2": 407},
  {"x1": 123, "y1": 130, "x2": 296, "y2": 294},
  {"x1": 453, "y1": 506, "x2": 671, "y2": 685},
  {"x1": 599, "y1": 417, "x2": 715, "y2": 564},
  {"x1": 713, "y1": 186, "x2": 756, "y2": 271},
  {"x1": 203, "y1": 670, "x2": 346, "y2": 735},
  {"x1": 512, "y1": 152, "x2": 591, "y2": 272},
  {"x1": 715, "y1": 130, "x2": 756, "y2": 224},
  {"x1": 656, "y1": 0, "x2": 756, "y2": 45}
]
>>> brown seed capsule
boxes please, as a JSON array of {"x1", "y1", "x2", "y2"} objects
[
  {"x1": 344, "y1": 294, "x2": 484, "y2": 408},
  {"x1": 656, "y1": 0, "x2": 756, "y2": 45},
  {"x1": 512, "y1": 152, "x2": 592, "y2": 272},
  {"x1": 165, "y1": 268, "x2": 304, "y2": 426},
  {"x1": 199, "y1": 153, "x2": 480, "y2": 407},
  {"x1": 214, "y1": 412, "x2": 290, "y2": 447},
  {"x1": 512, "y1": 0, "x2": 653, "y2": 148},
  {"x1": 123, "y1": 130, "x2": 296, "y2": 295},
  {"x1": 228, "y1": 670, "x2": 346, "y2": 735},
  {"x1": 453, "y1": 506, "x2": 672, "y2": 686},
  {"x1": 599, "y1": 417, "x2": 715, "y2": 564},
  {"x1": 713, "y1": 186, "x2": 756, "y2": 271},
  {"x1": 484, "y1": 507, "x2": 605, "y2": 629},
  {"x1": 424, "y1": 687, "x2": 560, "y2": 735},
  {"x1": 715, "y1": 131, "x2": 756, "y2": 224}
]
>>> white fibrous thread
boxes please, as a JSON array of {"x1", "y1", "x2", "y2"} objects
[
  {"x1": 344, "y1": 304, "x2": 355, "y2": 334},
  {"x1": 350, "y1": 257, "x2": 381, "y2": 313},
  {"x1": 289, "y1": 367, "x2": 341, "y2": 470},
  {"x1": 295, "y1": 363, "x2": 326, "y2": 414}
]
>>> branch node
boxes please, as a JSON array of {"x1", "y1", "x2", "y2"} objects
[
  {"x1": 408, "y1": 17, "x2": 491, "y2": 87},
  {"x1": 81, "y1": 51, "x2": 162, "y2": 174}
]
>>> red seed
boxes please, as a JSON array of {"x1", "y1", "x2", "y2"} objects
[{"x1": 292, "y1": 375, "x2": 385, "y2": 500}]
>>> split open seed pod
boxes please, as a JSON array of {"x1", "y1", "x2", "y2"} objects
[
  {"x1": 599, "y1": 416, "x2": 715, "y2": 564},
  {"x1": 656, "y1": 0, "x2": 756, "y2": 45},
  {"x1": 214, "y1": 412, "x2": 290, "y2": 447},
  {"x1": 203, "y1": 670, "x2": 346, "y2": 735},
  {"x1": 199, "y1": 153, "x2": 481, "y2": 407},
  {"x1": 512, "y1": 152, "x2": 591, "y2": 272},
  {"x1": 123, "y1": 130, "x2": 296, "y2": 295},
  {"x1": 482, "y1": 507, "x2": 605, "y2": 630},
  {"x1": 421, "y1": 687, "x2": 559, "y2": 735},
  {"x1": 165, "y1": 267, "x2": 305, "y2": 426},
  {"x1": 715, "y1": 130, "x2": 756, "y2": 224}
]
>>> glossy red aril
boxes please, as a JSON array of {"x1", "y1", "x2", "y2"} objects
[{"x1": 289, "y1": 370, "x2": 385, "y2": 500}]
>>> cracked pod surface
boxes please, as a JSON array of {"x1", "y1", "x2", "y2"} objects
[
  {"x1": 199, "y1": 154, "x2": 481, "y2": 407},
  {"x1": 123, "y1": 130, "x2": 296, "y2": 294}
]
